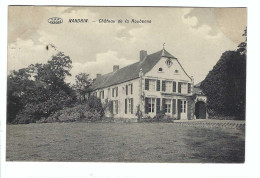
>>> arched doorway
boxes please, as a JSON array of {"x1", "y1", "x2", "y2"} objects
[{"x1": 195, "y1": 101, "x2": 206, "y2": 119}]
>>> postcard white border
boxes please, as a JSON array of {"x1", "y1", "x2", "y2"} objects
[{"x1": 1, "y1": 0, "x2": 260, "y2": 178}]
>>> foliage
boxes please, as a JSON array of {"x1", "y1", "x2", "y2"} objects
[
  {"x1": 135, "y1": 105, "x2": 143, "y2": 121},
  {"x1": 140, "y1": 111, "x2": 174, "y2": 123},
  {"x1": 200, "y1": 29, "x2": 246, "y2": 119},
  {"x1": 7, "y1": 68, "x2": 35, "y2": 123},
  {"x1": 40, "y1": 96, "x2": 104, "y2": 123},
  {"x1": 237, "y1": 27, "x2": 247, "y2": 55},
  {"x1": 8, "y1": 50, "x2": 77, "y2": 124},
  {"x1": 103, "y1": 99, "x2": 114, "y2": 116},
  {"x1": 87, "y1": 95, "x2": 104, "y2": 117},
  {"x1": 73, "y1": 73, "x2": 92, "y2": 102}
]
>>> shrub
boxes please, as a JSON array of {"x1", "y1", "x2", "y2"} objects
[
  {"x1": 139, "y1": 112, "x2": 175, "y2": 123},
  {"x1": 41, "y1": 102, "x2": 104, "y2": 123}
]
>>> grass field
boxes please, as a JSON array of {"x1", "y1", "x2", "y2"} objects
[{"x1": 6, "y1": 122, "x2": 245, "y2": 162}]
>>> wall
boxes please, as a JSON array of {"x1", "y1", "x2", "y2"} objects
[{"x1": 94, "y1": 78, "x2": 140, "y2": 119}]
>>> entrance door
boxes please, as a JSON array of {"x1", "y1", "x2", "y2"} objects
[{"x1": 195, "y1": 101, "x2": 206, "y2": 119}]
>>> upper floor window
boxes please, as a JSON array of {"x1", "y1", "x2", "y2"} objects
[
  {"x1": 126, "y1": 83, "x2": 133, "y2": 95},
  {"x1": 158, "y1": 67, "x2": 163, "y2": 72},
  {"x1": 175, "y1": 69, "x2": 179, "y2": 74},
  {"x1": 179, "y1": 83, "x2": 188, "y2": 94},
  {"x1": 165, "y1": 81, "x2": 172, "y2": 92},
  {"x1": 149, "y1": 80, "x2": 156, "y2": 91},
  {"x1": 99, "y1": 90, "x2": 104, "y2": 99},
  {"x1": 112, "y1": 87, "x2": 118, "y2": 97}
]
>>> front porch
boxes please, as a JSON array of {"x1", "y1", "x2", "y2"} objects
[{"x1": 143, "y1": 96, "x2": 191, "y2": 120}]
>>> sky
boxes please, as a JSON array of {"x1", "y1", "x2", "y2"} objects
[{"x1": 8, "y1": 6, "x2": 247, "y2": 84}]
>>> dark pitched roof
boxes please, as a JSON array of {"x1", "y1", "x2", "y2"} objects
[{"x1": 91, "y1": 49, "x2": 187, "y2": 90}]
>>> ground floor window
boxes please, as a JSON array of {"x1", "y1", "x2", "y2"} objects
[
  {"x1": 128, "y1": 98, "x2": 132, "y2": 113},
  {"x1": 125, "y1": 98, "x2": 133, "y2": 114},
  {"x1": 165, "y1": 99, "x2": 171, "y2": 114},
  {"x1": 148, "y1": 98, "x2": 156, "y2": 113},
  {"x1": 180, "y1": 100, "x2": 187, "y2": 113},
  {"x1": 113, "y1": 100, "x2": 118, "y2": 114}
]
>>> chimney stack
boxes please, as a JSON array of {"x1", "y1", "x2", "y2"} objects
[
  {"x1": 96, "y1": 73, "x2": 101, "y2": 79},
  {"x1": 140, "y1": 50, "x2": 147, "y2": 62},
  {"x1": 113, "y1": 65, "x2": 119, "y2": 72}
]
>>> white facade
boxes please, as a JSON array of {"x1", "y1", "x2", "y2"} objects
[{"x1": 91, "y1": 49, "x2": 203, "y2": 121}]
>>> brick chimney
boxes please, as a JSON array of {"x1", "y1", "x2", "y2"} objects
[
  {"x1": 140, "y1": 50, "x2": 147, "y2": 62},
  {"x1": 113, "y1": 65, "x2": 119, "y2": 72},
  {"x1": 96, "y1": 73, "x2": 101, "y2": 79}
]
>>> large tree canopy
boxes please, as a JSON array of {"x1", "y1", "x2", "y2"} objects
[
  {"x1": 7, "y1": 51, "x2": 77, "y2": 124},
  {"x1": 73, "y1": 73, "x2": 92, "y2": 102},
  {"x1": 200, "y1": 29, "x2": 246, "y2": 119}
]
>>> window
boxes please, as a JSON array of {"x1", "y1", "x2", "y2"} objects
[
  {"x1": 113, "y1": 100, "x2": 118, "y2": 114},
  {"x1": 165, "y1": 58, "x2": 173, "y2": 67},
  {"x1": 165, "y1": 81, "x2": 172, "y2": 92},
  {"x1": 148, "y1": 98, "x2": 156, "y2": 113},
  {"x1": 128, "y1": 98, "x2": 132, "y2": 113},
  {"x1": 149, "y1": 80, "x2": 156, "y2": 91},
  {"x1": 165, "y1": 99, "x2": 171, "y2": 114},
  {"x1": 125, "y1": 98, "x2": 133, "y2": 114},
  {"x1": 180, "y1": 100, "x2": 187, "y2": 113},
  {"x1": 158, "y1": 67, "x2": 163, "y2": 72},
  {"x1": 181, "y1": 83, "x2": 188, "y2": 94},
  {"x1": 175, "y1": 70, "x2": 179, "y2": 74},
  {"x1": 126, "y1": 84, "x2": 133, "y2": 95},
  {"x1": 99, "y1": 91, "x2": 104, "y2": 99},
  {"x1": 112, "y1": 87, "x2": 118, "y2": 97}
]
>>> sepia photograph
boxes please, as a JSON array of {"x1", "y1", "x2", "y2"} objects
[{"x1": 6, "y1": 6, "x2": 247, "y2": 163}]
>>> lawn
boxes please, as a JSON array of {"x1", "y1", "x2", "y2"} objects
[{"x1": 6, "y1": 122, "x2": 245, "y2": 163}]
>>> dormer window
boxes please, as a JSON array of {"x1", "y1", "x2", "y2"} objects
[
  {"x1": 158, "y1": 67, "x2": 163, "y2": 72},
  {"x1": 165, "y1": 58, "x2": 173, "y2": 67}
]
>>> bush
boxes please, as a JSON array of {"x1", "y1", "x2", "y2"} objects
[
  {"x1": 40, "y1": 96, "x2": 105, "y2": 123},
  {"x1": 140, "y1": 112, "x2": 175, "y2": 123}
]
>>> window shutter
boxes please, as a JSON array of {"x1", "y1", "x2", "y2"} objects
[
  {"x1": 131, "y1": 84, "x2": 133, "y2": 94},
  {"x1": 188, "y1": 83, "x2": 191, "y2": 94},
  {"x1": 156, "y1": 98, "x2": 161, "y2": 114},
  {"x1": 162, "y1": 80, "x2": 166, "y2": 92},
  {"x1": 145, "y1": 98, "x2": 149, "y2": 114},
  {"x1": 177, "y1": 99, "x2": 181, "y2": 119},
  {"x1": 172, "y1": 99, "x2": 176, "y2": 114},
  {"x1": 126, "y1": 85, "x2": 128, "y2": 95},
  {"x1": 145, "y1": 79, "x2": 149, "y2": 90},
  {"x1": 131, "y1": 98, "x2": 133, "y2": 114},
  {"x1": 173, "y1": 81, "x2": 176, "y2": 92},
  {"x1": 125, "y1": 99, "x2": 127, "y2": 114},
  {"x1": 178, "y1": 82, "x2": 182, "y2": 93},
  {"x1": 156, "y1": 80, "x2": 160, "y2": 91},
  {"x1": 111, "y1": 100, "x2": 114, "y2": 114},
  {"x1": 115, "y1": 101, "x2": 118, "y2": 114},
  {"x1": 162, "y1": 98, "x2": 166, "y2": 114}
]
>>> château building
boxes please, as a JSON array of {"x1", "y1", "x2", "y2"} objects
[{"x1": 90, "y1": 48, "x2": 207, "y2": 121}]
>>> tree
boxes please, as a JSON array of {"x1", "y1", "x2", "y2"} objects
[
  {"x1": 7, "y1": 68, "x2": 35, "y2": 123},
  {"x1": 237, "y1": 27, "x2": 247, "y2": 55},
  {"x1": 73, "y1": 73, "x2": 92, "y2": 102},
  {"x1": 7, "y1": 50, "x2": 77, "y2": 124},
  {"x1": 200, "y1": 28, "x2": 246, "y2": 119}
]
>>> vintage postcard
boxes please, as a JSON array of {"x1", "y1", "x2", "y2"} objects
[{"x1": 6, "y1": 6, "x2": 246, "y2": 163}]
